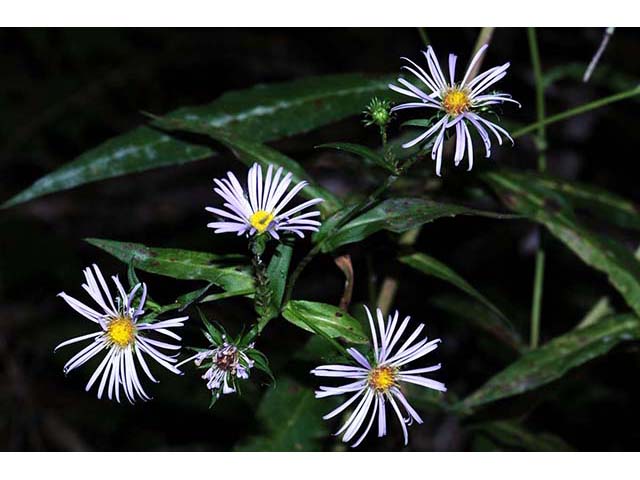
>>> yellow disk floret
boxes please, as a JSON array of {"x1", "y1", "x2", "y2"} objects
[
  {"x1": 107, "y1": 316, "x2": 136, "y2": 348},
  {"x1": 443, "y1": 88, "x2": 470, "y2": 116},
  {"x1": 368, "y1": 365, "x2": 398, "y2": 392},
  {"x1": 249, "y1": 210, "x2": 274, "y2": 234}
]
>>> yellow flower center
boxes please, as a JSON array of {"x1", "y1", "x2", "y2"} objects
[
  {"x1": 107, "y1": 316, "x2": 136, "y2": 348},
  {"x1": 443, "y1": 88, "x2": 470, "y2": 116},
  {"x1": 368, "y1": 365, "x2": 397, "y2": 392},
  {"x1": 249, "y1": 210, "x2": 274, "y2": 234}
]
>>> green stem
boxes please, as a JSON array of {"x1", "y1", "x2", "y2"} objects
[
  {"x1": 282, "y1": 154, "x2": 420, "y2": 305},
  {"x1": 416, "y1": 27, "x2": 430, "y2": 47},
  {"x1": 527, "y1": 27, "x2": 546, "y2": 349},
  {"x1": 466, "y1": 27, "x2": 495, "y2": 81},
  {"x1": 512, "y1": 85, "x2": 640, "y2": 139},
  {"x1": 530, "y1": 250, "x2": 545, "y2": 348}
]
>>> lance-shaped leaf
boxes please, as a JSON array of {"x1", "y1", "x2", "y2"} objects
[
  {"x1": 282, "y1": 300, "x2": 368, "y2": 344},
  {"x1": 500, "y1": 168, "x2": 640, "y2": 231},
  {"x1": 469, "y1": 421, "x2": 573, "y2": 451},
  {"x1": 485, "y1": 170, "x2": 640, "y2": 318},
  {"x1": 235, "y1": 377, "x2": 330, "y2": 451},
  {"x1": 430, "y1": 294, "x2": 523, "y2": 352},
  {"x1": 86, "y1": 238, "x2": 254, "y2": 295},
  {"x1": 461, "y1": 314, "x2": 640, "y2": 410},
  {"x1": 321, "y1": 198, "x2": 516, "y2": 252},
  {"x1": 4, "y1": 74, "x2": 396, "y2": 209},
  {"x1": 400, "y1": 253, "x2": 522, "y2": 351},
  {"x1": 265, "y1": 242, "x2": 294, "y2": 318},
  {"x1": 150, "y1": 116, "x2": 341, "y2": 215},
  {"x1": 316, "y1": 142, "x2": 394, "y2": 173}
]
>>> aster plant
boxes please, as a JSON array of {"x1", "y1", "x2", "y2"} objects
[{"x1": 7, "y1": 28, "x2": 634, "y2": 452}]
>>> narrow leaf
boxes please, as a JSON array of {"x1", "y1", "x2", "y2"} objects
[
  {"x1": 462, "y1": 314, "x2": 640, "y2": 409},
  {"x1": 4, "y1": 74, "x2": 396, "y2": 209},
  {"x1": 282, "y1": 300, "x2": 368, "y2": 344},
  {"x1": 316, "y1": 142, "x2": 394, "y2": 173},
  {"x1": 265, "y1": 242, "x2": 294, "y2": 318},
  {"x1": 485, "y1": 170, "x2": 640, "y2": 318},
  {"x1": 400, "y1": 252, "x2": 518, "y2": 345},
  {"x1": 86, "y1": 238, "x2": 254, "y2": 295},
  {"x1": 321, "y1": 197, "x2": 516, "y2": 252},
  {"x1": 150, "y1": 117, "x2": 341, "y2": 215}
]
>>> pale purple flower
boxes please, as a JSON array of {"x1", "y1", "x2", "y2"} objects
[
  {"x1": 178, "y1": 339, "x2": 254, "y2": 398},
  {"x1": 206, "y1": 163, "x2": 323, "y2": 239},
  {"x1": 389, "y1": 44, "x2": 519, "y2": 175},
  {"x1": 55, "y1": 264, "x2": 187, "y2": 403},
  {"x1": 311, "y1": 306, "x2": 446, "y2": 448}
]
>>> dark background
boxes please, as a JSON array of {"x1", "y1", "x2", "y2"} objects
[{"x1": 1, "y1": 28, "x2": 639, "y2": 451}]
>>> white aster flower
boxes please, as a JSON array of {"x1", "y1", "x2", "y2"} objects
[
  {"x1": 389, "y1": 44, "x2": 520, "y2": 176},
  {"x1": 206, "y1": 162, "x2": 323, "y2": 239},
  {"x1": 178, "y1": 338, "x2": 254, "y2": 398},
  {"x1": 55, "y1": 264, "x2": 188, "y2": 403},
  {"x1": 311, "y1": 306, "x2": 446, "y2": 448}
]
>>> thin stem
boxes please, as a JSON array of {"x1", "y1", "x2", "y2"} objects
[
  {"x1": 416, "y1": 27, "x2": 430, "y2": 47},
  {"x1": 282, "y1": 154, "x2": 420, "y2": 305},
  {"x1": 372, "y1": 28, "x2": 496, "y2": 314},
  {"x1": 512, "y1": 85, "x2": 640, "y2": 139},
  {"x1": 527, "y1": 27, "x2": 546, "y2": 349},
  {"x1": 466, "y1": 27, "x2": 495, "y2": 80},
  {"x1": 530, "y1": 250, "x2": 545, "y2": 348}
]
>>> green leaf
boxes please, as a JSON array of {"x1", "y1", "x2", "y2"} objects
[
  {"x1": 400, "y1": 252, "x2": 520, "y2": 347},
  {"x1": 505, "y1": 169, "x2": 640, "y2": 231},
  {"x1": 151, "y1": 117, "x2": 342, "y2": 215},
  {"x1": 235, "y1": 377, "x2": 329, "y2": 451},
  {"x1": 461, "y1": 314, "x2": 640, "y2": 410},
  {"x1": 430, "y1": 294, "x2": 524, "y2": 352},
  {"x1": 484, "y1": 170, "x2": 640, "y2": 318},
  {"x1": 86, "y1": 238, "x2": 254, "y2": 295},
  {"x1": 469, "y1": 421, "x2": 573, "y2": 451},
  {"x1": 4, "y1": 73, "x2": 396, "y2": 209},
  {"x1": 282, "y1": 300, "x2": 368, "y2": 344},
  {"x1": 265, "y1": 242, "x2": 293, "y2": 318},
  {"x1": 321, "y1": 197, "x2": 516, "y2": 252},
  {"x1": 316, "y1": 142, "x2": 394, "y2": 173}
]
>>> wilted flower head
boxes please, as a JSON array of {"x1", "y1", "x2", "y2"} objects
[
  {"x1": 178, "y1": 317, "x2": 271, "y2": 405},
  {"x1": 389, "y1": 44, "x2": 519, "y2": 175},
  {"x1": 55, "y1": 264, "x2": 187, "y2": 403},
  {"x1": 207, "y1": 163, "x2": 323, "y2": 239},
  {"x1": 311, "y1": 306, "x2": 446, "y2": 448}
]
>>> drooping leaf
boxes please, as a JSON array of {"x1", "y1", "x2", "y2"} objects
[
  {"x1": 316, "y1": 142, "x2": 394, "y2": 173},
  {"x1": 321, "y1": 197, "x2": 516, "y2": 252},
  {"x1": 86, "y1": 238, "x2": 254, "y2": 295},
  {"x1": 282, "y1": 300, "x2": 368, "y2": 344},
  {"x1": 469, "y1": 421, "x2": 573, "y2": 451},
  {"x1": 430, "y1": 294, "x2": 524, "y2": 352},
  {"x1": 150, "y1": 117, "x2": 342, "y2": 215},
  {"x1": 399, "y1": 252, "x2": 513, "y2": 329},
  {"x1": 235, "y1": 377, "x2": 330, "y2": 451},
  {"x1": 4, "y1": 74, "x2": 396, "y2": 209},
  {"x1": 485, "y1": 170, "x2": 640, "y2": 318},
  {"x1": 461, "y1": 314, "x2": 640, "y2": 410},
  {"x1": 265, "y1": 242, "x2": 293, "y2": 318},
  {"x1": 501, "y1": 169, "x2": 640, "y2": 231},
  {"x1": 142, "y1": 283, "x2": 215, "y2": 321}
]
